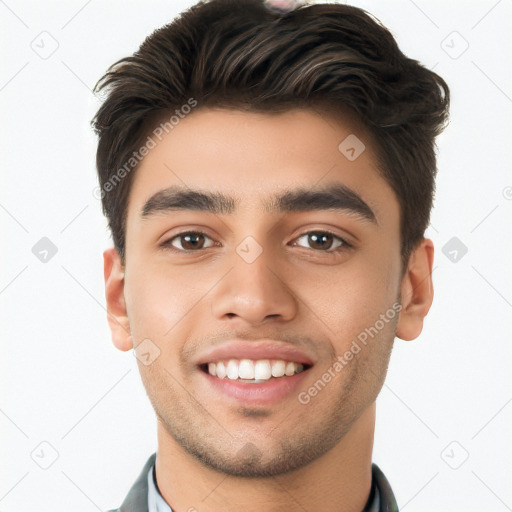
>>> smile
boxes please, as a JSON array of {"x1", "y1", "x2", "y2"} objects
[
  {"x1": 199, "y1": 359, "x2": 313, "y2": 405},
  {"x1": 202, "y1": 358, "x2": 308, "y2": 383}
]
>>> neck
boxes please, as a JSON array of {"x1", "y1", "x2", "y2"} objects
[{"x1": 155, "y1": 404, "x2": 376, "y2": 512}]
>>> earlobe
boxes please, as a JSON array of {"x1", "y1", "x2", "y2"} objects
[
  {"x1": 103, "y1": 248, "x2": 133, "y2": 351},
  {"x1": 396, "y1": 238, "x2": 434, "y2": 341}
]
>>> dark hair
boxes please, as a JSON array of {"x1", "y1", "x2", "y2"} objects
[{"x1": 92, "y1": 0, "x2": 449, "y2": 269}]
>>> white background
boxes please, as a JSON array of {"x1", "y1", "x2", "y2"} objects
[{"x1": 1, "y1": 1, "x2": 511, "y2": 511}]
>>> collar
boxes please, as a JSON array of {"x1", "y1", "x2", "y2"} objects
[{"x1": 147, "y1": 461, "x2": 173, "y2": 512}]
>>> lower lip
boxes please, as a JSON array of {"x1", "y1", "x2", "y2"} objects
[{"x1": 201, "y1": 369, "x2": 310, "y2": 406}]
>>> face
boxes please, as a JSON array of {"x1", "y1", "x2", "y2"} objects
[{"x1": 109, "y1": 108, "x2": 421, "y2": 478}]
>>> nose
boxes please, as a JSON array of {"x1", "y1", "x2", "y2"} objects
[{"x1": 210, "y1": 246, "x2": 298, "y2": 326}]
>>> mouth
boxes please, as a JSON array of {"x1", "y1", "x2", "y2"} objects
[
  {"x1": 195, "y1": 340, "x2": 316, "y2": 405},
  {"x1": 199, "y1": 358, "x2": 312, "y2": 383},
  {"x1": 198, "y1": 358, "x2": 313, "y2": 405}
]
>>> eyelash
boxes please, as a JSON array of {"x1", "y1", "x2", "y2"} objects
[{"x1": 160, "y1": 230, "x2": 353, "y2": 253}]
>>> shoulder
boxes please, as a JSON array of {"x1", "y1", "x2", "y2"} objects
[{"x1": 105, "y1": 453, "x2": 157, "y2": 512}]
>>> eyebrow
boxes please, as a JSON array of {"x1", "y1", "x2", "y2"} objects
[{"x1": 141, "y1": 184, "x2": 377, "y2": 224}]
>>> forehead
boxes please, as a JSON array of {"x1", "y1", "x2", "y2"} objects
[{"x1": 126, "y1": 108, "x2": 399, "y2": 226}]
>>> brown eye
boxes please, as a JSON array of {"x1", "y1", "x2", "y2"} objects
[
  {"x1": 294, "y1": 231, "x2": 348, "y2": 251},
  {"x1": 167, "y1": 232, "x2": 214, "y2": 251}
]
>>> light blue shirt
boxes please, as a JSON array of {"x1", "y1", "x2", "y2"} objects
[
  {"x1": 147, "y1": 462, "x2": 380, "y2": 512},
  {"x1": 147, "y1": 463, "x2": 173, "y2": 512}
]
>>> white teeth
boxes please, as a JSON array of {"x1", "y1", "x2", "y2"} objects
[
  {"x1": 226, "y1": 359, "x2": 239, "y2": 380},
  {"x1": 271, "y1": 360, "x2": 285, "y2": 378},
  {"x1": 216, "y1": 361, "x2": 226, "y2": 379},
  {"x1": 206, "y1": 358, "x2": 306, "y2": 381},
  {"x1": 285, "y1": 361, "x2": 295, "y2": 376},
  {"x1": 254, "y1": 359, "x2": 272, "y2": 380},
  {"x1": 238, "y1": 359, "x2": 255, "y2": 379}
]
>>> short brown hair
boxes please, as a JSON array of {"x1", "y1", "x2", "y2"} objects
[{"x1": 92, "y1": 0, "x2": 449, "y2": 268}]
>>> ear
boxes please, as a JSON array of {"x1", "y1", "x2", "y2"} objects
[
  {"x1": 103, "y1": 248, "x2": 133, "y2": 351},
  {"x1": 396, "y1": 238, "x2": 434, "y2": 341}
]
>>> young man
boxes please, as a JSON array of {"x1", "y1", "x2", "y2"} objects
[{"x1": 93, "y1": 0, "x2": 449, "y2": 510}]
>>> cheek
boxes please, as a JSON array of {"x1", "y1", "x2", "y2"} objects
[
  {"x1": 124, "y1": 264, "x2": 204, "y2": 343},
  {"x1": 298, "y1": 251, "x2": 400, "y2": 342}
]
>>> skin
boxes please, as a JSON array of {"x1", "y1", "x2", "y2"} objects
[{"x1": 104, "y1": 108, "x2": 434, "y2": 512}]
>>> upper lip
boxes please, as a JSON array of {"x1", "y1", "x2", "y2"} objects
[{"x1": 195, "y1": 339, "x2": 316, "y2": 366}]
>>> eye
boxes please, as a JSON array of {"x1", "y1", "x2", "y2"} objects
[
  {"x1": 163, "y1": 231, "x2": 216, "y2": 251},
  {"x1": 292, "y1": 231, "x2": 351, "y2": 251}
]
